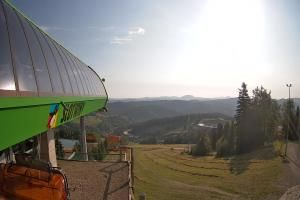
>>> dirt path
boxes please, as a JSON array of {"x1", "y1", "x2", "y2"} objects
[
  {"x1": 279, "y1": 142, "x2": 300, "y2": 200},
  {"x1": 286, "y1": 142, "x2": 300, "y2": 184},
  {"x1": 283, "y1": 142, "x2": 300, "y2": 186}
]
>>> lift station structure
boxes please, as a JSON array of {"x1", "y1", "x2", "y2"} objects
[{"x1": 0, "y1": 2, "x2": 108, "y2": 197}]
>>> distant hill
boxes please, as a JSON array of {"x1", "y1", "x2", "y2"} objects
[
  {"x1": 107, "y1": 98, "x2": 238, "y2": 123},
  {"x1": 107, "y1": 97, "x2": 300, "y2": 123},
  {"x1": 73, "y1": 97, "x2": 300, "y2": 137},
  {"x1": 109, "y1": 95, "x2": 232, "y2": 102},
  {"x1": 277, "y1": 98, "x2": 300, "y2": 107},
  {"x1": 129, "y1": 113, "x2": 231, "y2": 139}
]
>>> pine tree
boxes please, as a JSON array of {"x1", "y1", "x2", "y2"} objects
[
  {"x1": 235, "y1": 82, "x2": 251, "y2": 124},
  {"x1": 235, "y1": 82, "x2": 251, "y2": 153},
  {"x1": 191, "y1": 135, "x2": 210, "y2": 156},
  {"x1": 216, "y1": 121, "x2": 235, "y2": 157}
]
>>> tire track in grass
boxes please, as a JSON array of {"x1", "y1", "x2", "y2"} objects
[
  {"x1": 162, "y1": 150, "x2": 265, "y2": 165},
  {"x1": 141, "y1": 150, "x2": 240, "y2": 199},
  {"x1": 161, "y1": 150, "x2": 230, "y2": 165},
  {"x1": 144, "y1": 152, "x2": 221, "y2": 178},
  {"x1": 153, "y1": 152, "x2": 229, "y2": 171},
  {"x1": 162, "y1": 150, "x2": 275, "y2": 173}
]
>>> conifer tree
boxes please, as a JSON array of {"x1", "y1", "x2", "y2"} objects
[
  {"x1": 235, "y1": 82, "x2": 251, "y2": 153},
  {"x1": 235, "y1": 82, "x2": 251, "y2": 124}
]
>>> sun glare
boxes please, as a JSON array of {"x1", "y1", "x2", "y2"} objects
[{"x1": 171, "y1": 0, "x2": 267, "y2": 87}]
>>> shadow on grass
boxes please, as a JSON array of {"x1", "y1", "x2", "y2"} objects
[{"x1": 228, "y1": 146, "x2": 278, "y2": 175}]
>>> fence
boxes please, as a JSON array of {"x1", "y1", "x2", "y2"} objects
[
  {"x1": 58, "y1": 147, "x2": 135, "y2": 200},
  {"x1": 57, "y1": 152, "x2": 127, "y2": 161}
]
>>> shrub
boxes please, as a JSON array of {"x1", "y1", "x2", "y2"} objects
[
  {"x1": 191, "y1": 135, "x2": 211, "y2": 156},
  {"x1": 216, "y1": 137, "x2": 234, "y2": 157}
]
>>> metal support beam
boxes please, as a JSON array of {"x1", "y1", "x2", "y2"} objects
[
  {"x1": 40, "y1": 129, "x2": 57, "y2": 167},
  {"x1": 80, "y1": 116, "x2": 88, "y2": 161},
  {"x1": 285, "y1": 83, "x2": 292, "y2": 157}
]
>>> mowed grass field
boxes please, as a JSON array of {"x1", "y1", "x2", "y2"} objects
[{"x1": 133, "y1": 144, "x2": 284, "y2": 200}]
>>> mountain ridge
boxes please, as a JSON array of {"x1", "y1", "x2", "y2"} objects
[{"x1": 107, "y1": 98, "x2": 300, "y2": 123}]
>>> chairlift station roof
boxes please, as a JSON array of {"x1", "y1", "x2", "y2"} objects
[{"x1": 0, "y1": 0, "x2": 108, "y2": 151}]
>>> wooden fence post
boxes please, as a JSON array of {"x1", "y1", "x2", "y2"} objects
[
  {"x1": 139, "y1": 193, "x2": 146, "y2": 200},
  {"x1": 131, "y1": 148, "x2": 134, "y2": 192}
]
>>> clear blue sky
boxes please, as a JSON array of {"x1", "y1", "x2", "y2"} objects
[{"x1": 11, "y1": 0, "x2": 300, "y2": 98}]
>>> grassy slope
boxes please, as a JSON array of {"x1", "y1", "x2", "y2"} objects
[{"x1": 134, "y1": 144, "x2": 284, "y2": 200}]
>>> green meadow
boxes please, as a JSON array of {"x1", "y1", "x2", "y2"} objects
[{"x1": 134, "y1": 144, "x2": 284, "y2": 200}]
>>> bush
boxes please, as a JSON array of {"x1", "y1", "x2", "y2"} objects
[
  {"x1": 191, "y1": 135, "x2": 211, "y2": 156},
  {"x1": 55, "y1": 138, "x2": 64, "y2": 159},
  {"x1": 216, "y1": 137, "x2": 234, "y2": 157},
  {"x1": 88, "y1": 141, "x2": 106, "y2": 160}
]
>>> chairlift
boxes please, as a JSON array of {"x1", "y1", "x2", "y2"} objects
[{"x1": 0, "y1": 153, "x2": 70, "y2": 200}]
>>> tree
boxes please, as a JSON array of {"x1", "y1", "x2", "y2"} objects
[
  {"x1": 216, "y1": 121, "x2": 235, "y2": 157},
  {"x1": 211, "y1": 123, "x2": 223, "y2": 151},
  {"x1": 191, "y1": 135, "x2": 211, "y2": 156},
  {"x1": 268, "y1": 100, "x2": 280, "y2": 141},
  {"x1": 251, "y1": 86, "x2": 279, "y2": 144},
  {"x1": 234, "y1": 83, "x2": 280, "y2": 154},
  {"x1": 235, "y1": 82, "x2": 251, "y2": 154},
  {"x1": 235, "y1": 82, "x2": 251, "y2": 124},
  {"x1": 216, "y1": 83, "x2": 280, "y2": 157},
  {"x1": 282, "y1": 100, "x2": 299, "y2": 140},
  {"x1": 89, "y1": 140, "x2": 106, "y2": 160},
  {"x1": 55, "y1": 138, "x2": 64, "y2": 159},
  {"x1": 73, "y1": 142, "x2": 81, "y2": 152}
]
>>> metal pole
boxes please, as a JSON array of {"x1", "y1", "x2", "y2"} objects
[
  {"x1": 80, "y1": 116, "x2": 88, "y2": 161},
  {"x1": 119, "y1": 148, "x2": 122, "y2": 161},
  {"x1": 285, "y1": 84, "x2": 292, "y2": 157}
]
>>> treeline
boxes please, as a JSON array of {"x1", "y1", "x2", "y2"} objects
[
  {"x1": 131, "y1": 113, "x2": 229, "y2": 138},
  {"x1": 192, "y1": 82, "x2": 300, "y2": 157},
  {"x1": 136, "y1": 113, "x2": 229, "y2": 145},
  {"x1": 71, "y1": 139, "x2": 108, "y2": 161},
  {"x1": 55, "y1": 124, "x2": 80, "y2": 140}
]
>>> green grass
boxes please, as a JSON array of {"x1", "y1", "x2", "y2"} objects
[{"x1": 133, "y1": 144, "x2": 284, "y2": 200}]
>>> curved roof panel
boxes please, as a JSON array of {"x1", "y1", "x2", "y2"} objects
[{"x1": 0, "y1": 0, "x2": 107, "y2": 98}]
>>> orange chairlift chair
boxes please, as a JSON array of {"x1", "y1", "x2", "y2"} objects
[{"x1": 0, "y1": 153, "x2": 70, "y2": 200}]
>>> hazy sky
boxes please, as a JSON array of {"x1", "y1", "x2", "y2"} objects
[{"x1": 11, "y1": 0, "x2": 300, "y2": 98}]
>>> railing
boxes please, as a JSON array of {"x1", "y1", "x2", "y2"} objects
[
  {"x1": 129, "y1": 147, "x2": 135, "y2": 200},
  {"x1": 57, "y1": 152, "x2": 127, "y2": 161},
  {"x1": 57, "y1": 147, "x2": 135, "y2": 200}
]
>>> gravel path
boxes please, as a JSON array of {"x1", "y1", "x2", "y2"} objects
[
  {"x1": 58, "y1": 160, "x2": 129, "y2": 200},
  {"x1": 279, "y1": 142, "x2": 300, "y2": 200}
]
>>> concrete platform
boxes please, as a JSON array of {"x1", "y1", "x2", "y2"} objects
[{"x1": 58, "y1": 160, "x2": 129, "y2": 200}]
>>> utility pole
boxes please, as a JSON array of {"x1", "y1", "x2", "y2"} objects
[{"x1": 285, "y1": 83, "x2": 292, "y2": 157}]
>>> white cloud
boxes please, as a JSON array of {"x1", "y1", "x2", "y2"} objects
[
  {"x1": 40, "y1": 25, "x2": 73, "y2": 32},
  {"x1": 111, "y1": 27, "x2": 145, "y2": 45},
  {"x1": 40, "y1": 25, "x2": 50, "y2": 32},
  {"x1": 128, "y1": 27, "x2": 145, "y2": 35},
  {"x1": 110, "y1": 36, "x2": 132, "y2": 45}
]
